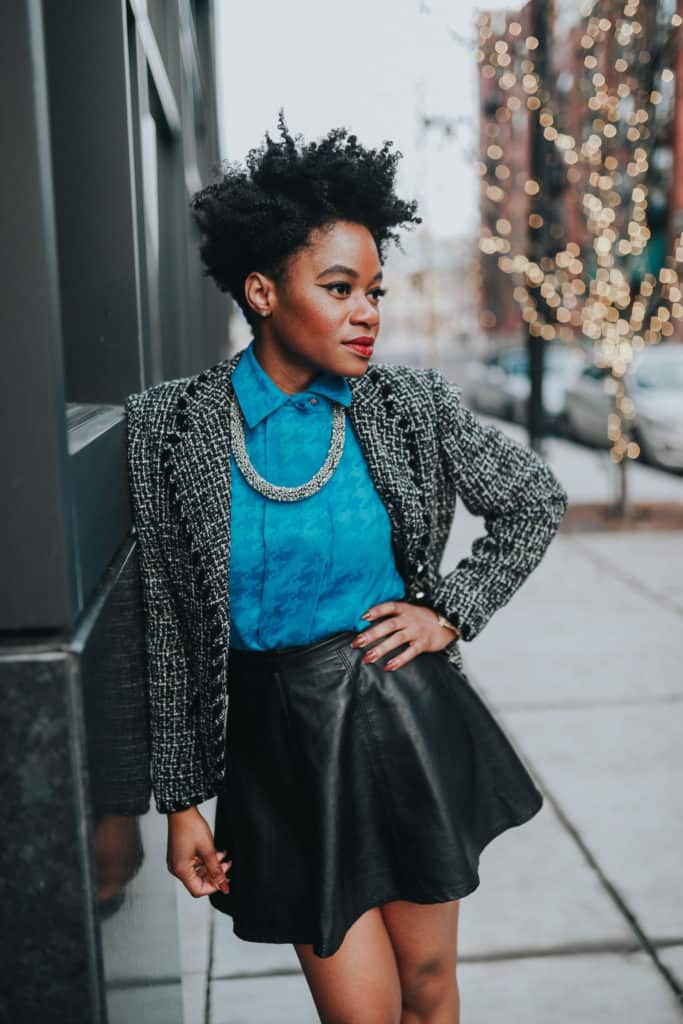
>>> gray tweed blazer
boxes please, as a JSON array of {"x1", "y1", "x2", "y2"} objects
[{"x1": 125, "y1": 345, "x2": 568, "y2": 814}]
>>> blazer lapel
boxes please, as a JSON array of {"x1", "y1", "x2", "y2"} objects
[
  {"x1": 346, "y1": 371, "x2": 427, "y2": 576},
  {"x1": 164, "y1": 355, "x2": 240, "y2": 625},
  {"x1": 170, "y1": 404, "x2": 233, "y2": 602}
]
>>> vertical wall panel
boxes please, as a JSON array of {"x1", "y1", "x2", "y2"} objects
[{"x1": 0, "y1": 0, "x2": 228, "y2": 1018}]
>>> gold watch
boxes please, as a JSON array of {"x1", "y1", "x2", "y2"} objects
[{"x1": 435, "y1": 612, "x2": 460, "y2": 639}]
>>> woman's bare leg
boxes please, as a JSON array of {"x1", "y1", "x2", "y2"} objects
[
  {"x1": 380, "y1": 899, "x2": 461, "y2": 1024},
  {"x1": 293, "y1": 905, "x2": 403, "y2": 1024}
]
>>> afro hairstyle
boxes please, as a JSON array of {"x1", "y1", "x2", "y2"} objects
[{"x1": 188, "y1": 110, "x2": 421, "y2": 324}]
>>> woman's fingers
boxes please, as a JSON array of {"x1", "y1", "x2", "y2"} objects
[
  {"x1": 182, "y1": 868, "x2": 229, "y2": 898},
  {"x1": 193, "y1": 855, "x2": 232, "y2": 879},
  {"x1": 185, "y1": 857, "x2": 232, "y2": 896},
  {"x1": 352, "y1": 612, "x2": 404, "y2": 650},
  {"x1": 361, "y1": 600, "x2": 400, "y2": 621},
  {"x1": 198, "y1": 843, "x2": 230, "y2": 894},
  {"x1": 194, "y1": 850, "x2": 231, "y2": 864},
  {"x1": 384, "y1": 641, "x2": 422, "y2": 671},
  {"x1": 360, "y1": 628, "x2": 415, "y2": 665}
]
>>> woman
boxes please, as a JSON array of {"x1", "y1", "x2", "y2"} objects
[{"x1": 125, "y1": 113, "x2": 568, "y2": 1023}]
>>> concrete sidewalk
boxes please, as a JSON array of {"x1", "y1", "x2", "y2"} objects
[
  {"x1": 185, "y1": 425, "x2": 683, "y2": 1023},
  {"x1": 446, "y1": 425, "x2": 683, "y2": 1023}
]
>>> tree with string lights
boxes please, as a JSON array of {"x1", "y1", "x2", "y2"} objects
[{"x1": 475, "y1": 0, "x2": 683, "y2": 514}]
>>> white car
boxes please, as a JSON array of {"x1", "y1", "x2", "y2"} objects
[
  {"x1": 469, "y1": 344, "x2": 585, "y2": 431},
  {"x1": 630, "y1": 345, "x2": 683, "y2": 470},
  {"x1": 563, "y1": 362, "x2": 618, "y2": 448},
  {"x1": 468, "y1": 348, "x2": 529, "y2": 421},
  {"x1": 512, "y1": 345, "x2": 585, "y2": 430},
  {"x1": 564, "y1": 342, "x2": 683, "y2": 470}
]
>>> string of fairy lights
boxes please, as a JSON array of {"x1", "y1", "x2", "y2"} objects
[{"x1": 475, "y1": 0, "x2": 682, "y2": 463}]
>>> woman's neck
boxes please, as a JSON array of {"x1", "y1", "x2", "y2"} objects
[{"x1": 251, "y1": 335, "x2": 321, "y2": 395}]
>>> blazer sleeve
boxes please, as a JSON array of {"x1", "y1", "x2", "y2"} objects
[
  {"x1": 426, "y1": 369, "x2": 569, "y2": 643},
  {"x1": 125, "y1": 392, "x2": 215, "y2": 814}
]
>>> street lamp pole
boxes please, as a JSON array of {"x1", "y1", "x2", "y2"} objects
[{"x1": 526, "y1": 0, "x2": 552, "y2": 453}]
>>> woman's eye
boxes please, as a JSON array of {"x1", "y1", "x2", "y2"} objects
[{"x1": 325, "y1": 283, "x2": 388, "y2": 300}]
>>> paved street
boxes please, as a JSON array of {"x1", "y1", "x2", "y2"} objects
[{"x1": 181, "y1": 419, "x2": 683, "y2": 1024}]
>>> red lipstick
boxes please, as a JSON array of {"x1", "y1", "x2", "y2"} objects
[{"x1": 343, "y1": 337, "x2": 374, "y2": 358}]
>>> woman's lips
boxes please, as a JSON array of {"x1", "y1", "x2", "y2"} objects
[{"x1": 343, "y1": 341, "x2": 374, "y2": 358}]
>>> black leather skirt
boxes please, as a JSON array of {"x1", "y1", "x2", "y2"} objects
[{"x1": 209, "y1": 628, "x2": 543, "y2": 959}]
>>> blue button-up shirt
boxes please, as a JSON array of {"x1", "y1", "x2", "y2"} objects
[{"x1": 228, "y1": 339, "x2": 407, "y2": 650}]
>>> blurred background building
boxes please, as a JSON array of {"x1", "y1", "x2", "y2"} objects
[
  {"x1": 477, "y1": 0, "x2": 683, "y2": 347},
  {"x1": 469, "y1": 0, "x2": 683, "y2": 480}
]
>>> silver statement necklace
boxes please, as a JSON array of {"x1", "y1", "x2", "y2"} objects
[{"x1": 229, "y1": 391, "x2": 347, "y2": 502}]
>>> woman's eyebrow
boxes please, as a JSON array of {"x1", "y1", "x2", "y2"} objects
[{"x1": 316, "y1": 264, "x2": 383, "y2": 283}]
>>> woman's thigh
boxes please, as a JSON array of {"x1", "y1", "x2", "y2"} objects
[
  {"x1": 379, "y1": 899, "x2": 460, "y2": 1008},
  {"x1": 293, "y1": 906, "x2": 403, "y2": 1024}
]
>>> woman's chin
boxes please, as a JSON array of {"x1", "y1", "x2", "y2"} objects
[{"x1": 338, "y1": 349, "x2": 374, "y2": 375}]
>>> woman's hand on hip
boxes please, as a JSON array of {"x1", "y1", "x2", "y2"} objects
[
  {"x1": 351, "y1": 600, "x2": 456, "y2": 672},
  {"x1": 166, "y1": 806, "x2": 231, "y2": 898}
]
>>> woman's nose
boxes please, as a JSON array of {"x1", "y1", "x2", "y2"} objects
[{"x1": 351, "y1": 295, "x2": 379, "y2": 325}]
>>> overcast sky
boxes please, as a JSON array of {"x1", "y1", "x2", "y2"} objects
[{"x1": 214, "y1": 0, "x2": 513, "y2": 241}]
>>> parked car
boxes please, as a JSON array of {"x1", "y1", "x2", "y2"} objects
[
  {"x1": 512, "y1": 344, "x2": 586, "y2": 431},
  {"x1": 563, "y1": 342, "x2": 683, "y2": 470},
  {"x1": 468, "y1": 343, "x2": 585, "y2": 432},
  {"x1": 562, "y1": 361, "x2": 617, "y2": 449},
  {"x1": 630, "y1": 344, "x2": 683, "y2": 470}
]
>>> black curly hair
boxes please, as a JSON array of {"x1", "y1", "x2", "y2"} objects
[{"x1": 188, "y1": 110, "x2": 422, "y2": 325}]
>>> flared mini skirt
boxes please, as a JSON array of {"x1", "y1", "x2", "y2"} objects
[{"x1": 209, "y1": 628, "x2": 543, "y2": 959}]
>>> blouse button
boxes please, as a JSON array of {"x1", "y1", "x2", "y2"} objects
[{"x1": 309, "y1": 397, "x2": 318, "y2": 405}]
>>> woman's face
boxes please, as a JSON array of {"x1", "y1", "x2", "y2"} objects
[{"x1": 245, "y1": 220, "x2": 386, "y2": 389}]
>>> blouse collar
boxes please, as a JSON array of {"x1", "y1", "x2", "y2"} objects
[{"x1": 231, "y1": 338, "x2": 352, "y2": 429}]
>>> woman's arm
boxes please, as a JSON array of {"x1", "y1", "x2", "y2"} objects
[
  {"x1": 125, "y1": 392, "x2": 213, "y2": 814},
  {"x1": 127, "y1": 394, "x2": 230, "y2": 896},
  {"x1": 426, "y1": 369, "x2": 569, "y2": 643}
]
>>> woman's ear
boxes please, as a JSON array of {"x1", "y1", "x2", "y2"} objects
[{"x1": 244, "y1": 271, "x2": 276, "y2": 320}]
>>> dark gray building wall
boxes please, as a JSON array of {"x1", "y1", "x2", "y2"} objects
[{"x1": 0, "y1": 2, "x2": 229, "y2": 1020}]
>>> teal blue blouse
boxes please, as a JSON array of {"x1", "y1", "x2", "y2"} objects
[{"x1": 228, "y1": 340, "x2": 407, "y2": 650}]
